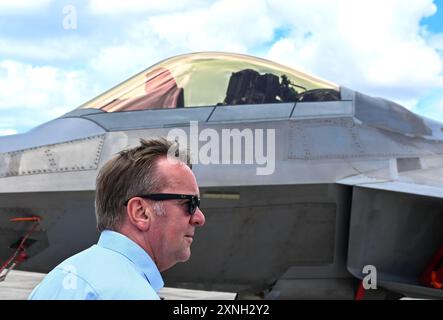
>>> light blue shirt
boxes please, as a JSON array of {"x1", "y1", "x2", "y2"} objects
[{"x1": 28, "y1": 230, "x2": 164, "y2": 300}]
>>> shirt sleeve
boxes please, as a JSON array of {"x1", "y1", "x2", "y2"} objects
[{"x1": 28, "y1": 268, "x2": 99, "y2": 300}]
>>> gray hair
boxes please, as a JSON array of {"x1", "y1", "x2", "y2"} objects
[{"x1": 95, "y1": 137, "x2": 190, "y2": 231}]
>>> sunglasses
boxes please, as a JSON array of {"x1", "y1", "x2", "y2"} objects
[{"x1": 124, "y1": 193, "x2": 201, "y2": 215}]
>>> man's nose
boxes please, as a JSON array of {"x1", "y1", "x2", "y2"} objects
[{"x1": 191, "y1": 208, "x2": 205, "y2": 227}]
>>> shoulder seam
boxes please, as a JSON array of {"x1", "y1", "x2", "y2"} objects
[{"x1": 55, "y1": 267, "x2": 102, "y2": 299}]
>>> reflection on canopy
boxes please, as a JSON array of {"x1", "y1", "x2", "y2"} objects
[
  {"x1": 100, "y1": 68, "x2": 184, "y2": 112},
  {"x1": 78, "y1": 52, "x2": 340, "y2": 112}
]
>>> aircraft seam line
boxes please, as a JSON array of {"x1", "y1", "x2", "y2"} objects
[{"x1": 205, "y1": 106, "x2": 217, "y2": 122}]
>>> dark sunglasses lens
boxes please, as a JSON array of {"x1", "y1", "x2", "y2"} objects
[
  {"x1": 188, "y1": 197, "x2": 199, "y2": 215},
  {"x1": 189, "y1": 202, "x2": 196, "y2": 215}
]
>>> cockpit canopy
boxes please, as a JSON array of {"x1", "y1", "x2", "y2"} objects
[{"x1": 78, "y1": 52, "x2": 340, "y2": 112}]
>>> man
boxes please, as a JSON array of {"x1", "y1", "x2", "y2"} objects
[{"x1": 29, "y1": 137, "x2": 205, "y2": 299}]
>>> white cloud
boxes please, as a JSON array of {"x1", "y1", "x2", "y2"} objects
[
  {"x1": 265, "y1": 0, "x2": 443, "y2": 108},
  {"x1": 88, "y1": 0, "x2": 205, "y2": 15},
  {"x1": 0, "y1": 37, "x2": 93, "y2": 62},
  {"x1": 0, "y1": 0, "x2": 52, "y2": 12},
  {"x1": 146, "y1": 0, "x2": 276, "y2": 52},
  {"x1": 0, "y1": 129, "x2": 18, "y2": 136},
  {"x1": 2, "y1": 0, "x2": 443, "y2": 134},
  {"x1": 86, "y1": 0, "x2": 277, "y2": 91},
  {"x1": 106, "y1": 0, "x2": 441, "y2": 112},
  {"x1": 429, "y1": 33, "x2": 443, "y2": 50},
  {"x1": 0, "y1": 60, "x2": 89, "y2": 121}
]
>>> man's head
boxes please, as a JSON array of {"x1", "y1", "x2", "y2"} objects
[{"x1": 95, "y1": 137, "x2": 205, "y2": 271}]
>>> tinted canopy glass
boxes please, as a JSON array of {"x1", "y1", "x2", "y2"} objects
[{"x1": 78, "y1": 52, "x2": 340, "y2": 112}]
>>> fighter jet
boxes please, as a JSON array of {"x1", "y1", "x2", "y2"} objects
[{"x1": 1, "y1": 52, "x2": 443, "y2": 299}]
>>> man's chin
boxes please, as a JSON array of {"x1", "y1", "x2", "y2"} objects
[
  {"x1": 178, "y1": 248, "x2": 191, "y2": 262},
  {"x1": 162, "y1": 250, "x2": 191, "y2": 271}
]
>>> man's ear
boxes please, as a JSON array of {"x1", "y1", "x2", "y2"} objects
[{"x1": 126, "y1": 197, "x2": 151, "y2": 232}]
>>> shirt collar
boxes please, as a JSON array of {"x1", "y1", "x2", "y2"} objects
[{"x1": 97, "y1": 230, "x2": 164, "y2": 292}]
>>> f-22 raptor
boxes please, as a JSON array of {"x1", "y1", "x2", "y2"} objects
[{"x1": 1, "y1": 52, "x2": 443, "y2": 299}]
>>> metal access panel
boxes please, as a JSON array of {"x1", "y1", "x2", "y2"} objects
[
  {"x1": 163, "y1": 183, "x2": 352, "y2": 294},
  {"x1": 347, "y1": 186, "x2": 443, "y2": 298},
  {"x1": 0, "y1": 191, "x2": 98, "y2": 273}
]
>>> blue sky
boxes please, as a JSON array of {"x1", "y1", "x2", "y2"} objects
[
  {"x1": 422, "y1": 0, "x2": 443, "y2": 32},
  {"x1": 0, "y1": 0, "x2": 442, "y2": 135}
]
